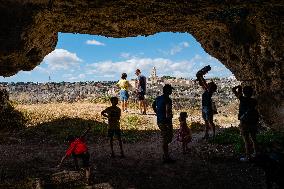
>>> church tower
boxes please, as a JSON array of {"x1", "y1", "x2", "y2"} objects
[
  {"x1": 149, "y1": 67, "x2": 158, "y2": 84},
  {"x1": 150, "y1": 67, "x2": 157, "y2": 79}
]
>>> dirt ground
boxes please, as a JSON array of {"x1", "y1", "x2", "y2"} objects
[
  {"x1": 0, "y1": 129, "x2": 267, "y2": 189},
  {"x1": 0, "y1": 103, "x2": 267, "y2": 189}
]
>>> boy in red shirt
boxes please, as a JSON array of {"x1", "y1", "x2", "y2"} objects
[{"x1": 57, "y1": 126, "x2": 91, "y2": 184}]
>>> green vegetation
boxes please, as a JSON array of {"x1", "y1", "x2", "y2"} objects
[
  {"x1": 121, "y1": 115, "x2": 143, "y2": 142},
  {"x1": 210, "y1": 127, "x2": 284, "y2": 153},
  {"x1": 209, "y1": 127, "x2": 243, "y2": 153},
  {"x1": 161, "y1": 75, "x2": 176, "y2": 79},
  {"x1": 88, "y1": 95, "x2": 112, "y2": 104}
]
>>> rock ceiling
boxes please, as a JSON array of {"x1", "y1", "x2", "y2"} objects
[{"x1": 0, "y1": 0, "x2": 283, "y2": 129}]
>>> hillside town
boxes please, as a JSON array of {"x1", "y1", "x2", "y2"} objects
[{"x1": 0, "y1": 67, "x2": 240, "y2": 108}]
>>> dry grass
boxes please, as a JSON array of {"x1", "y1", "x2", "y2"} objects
[{"x1": 14, "y1": 101, "x2": 239, "y2": 131}]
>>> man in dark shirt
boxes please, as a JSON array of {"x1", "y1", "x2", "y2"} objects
[
  {"x1": 152, "y1": 84, "x2": 175, "y2": 163},
  {"x1": 196, "y1": 66, "x2": 217, "y2": 139},
  {"x1": 135, "y1": 69, "x2": 147, "y2": 114}
]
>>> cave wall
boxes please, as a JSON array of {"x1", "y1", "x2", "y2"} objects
[{"x1": 0, "y1": 0, "x2": 283, "y2": 129}]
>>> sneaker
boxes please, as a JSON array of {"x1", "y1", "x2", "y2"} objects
[{"x1": 240, "y1": 157, "x2": 249, "y2": 162}]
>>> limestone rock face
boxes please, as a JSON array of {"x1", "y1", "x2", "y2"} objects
[{"x1": 0, "y1": 0, "x2": 283, "y2": 129}]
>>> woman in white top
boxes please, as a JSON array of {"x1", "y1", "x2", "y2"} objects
[{"x1": 116, "y1": 73, "x2": 130, "y2": 112}]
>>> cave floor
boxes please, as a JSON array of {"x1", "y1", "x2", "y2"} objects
[{"x1": 0, "y1": 129, "x2": 266, "y2": 189}]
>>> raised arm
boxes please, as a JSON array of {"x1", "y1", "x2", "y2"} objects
[
  {"x1": 196, "y1": 66, "x2": 211, "y2": 90},
  {"x1": 101, "y1": 109, "x2": 109, "y2": 118},
  {"x1": 232, "y1": 85, "x2": 242, "y2": 98},
  {"x1": 196, "y1": 73, "x2": 208, "y2": 90}
]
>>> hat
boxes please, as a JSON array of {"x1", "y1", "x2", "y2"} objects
[
  {"x1": 163, "y1": 84, "x2": 174, "y2": 94},
  {"x1": 163, "y1": 84, "x2": 174, "y2": 90}
]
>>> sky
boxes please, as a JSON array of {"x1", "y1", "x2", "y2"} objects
[{"x1": 0, "y1": 32, "x2": 233, "y2": 83}]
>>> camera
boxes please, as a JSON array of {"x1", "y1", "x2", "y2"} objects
[{"x1": 196, "y1": 65, "x2": 211, "y2": 77}]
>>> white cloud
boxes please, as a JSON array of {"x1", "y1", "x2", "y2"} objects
[
  {"x1": 120, "y1": 52, "x2": 131, "y2": 59},
  {"x1": 42, "y1": 49, "x2": 83, "y2": 72},
  {"x1": 86, "y1": 40, "x2": 105, "y2": 46},
  {"x1": 170, "y1": 41, "x2": 190, "y2": 55},
  {"x1": 85, "y1": 54, "x2": 232, "y2": 80},
  {"x1": 86, "y1": 56, "x2": 210, "y2": 79},
  {"x1": 65, "y1": 74, "x2": 86, "y2": 81}
]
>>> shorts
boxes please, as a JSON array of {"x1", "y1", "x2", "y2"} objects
[
  {"x1": 239, "y1": 121, "x2": 258, "y2": 137},
  {"x1": 108, "y1": 128, "x2": 121, "y2": 138},
  {"x1": 137, "y1": 91, "x2": 145, "y2": 100},
  {"x1": 202, "y1": 106, "x2": 213, "y2": 122},
  {"x1": 158, "y1": 123, "x2": 173, "y2": 144},
  {"x1": 120, "y1": 90, "x2": 129, "y2": 101},
  {"x1": 72, "y1": 152, "x2": 90, "y2": 168}
]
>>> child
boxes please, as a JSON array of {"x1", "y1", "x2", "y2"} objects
[
  {"x1": 177, "y1": 112, "x2": 192, "y2": 154},
  {"x1": 101, "y1": 97, "x2": 124, "y2": 157},
  {"x1": 232, "y1": 85, "x2": 259, "y2": 162},
  {"x1": 57, "y1": 126, "x2": 91, "y2": 184}
]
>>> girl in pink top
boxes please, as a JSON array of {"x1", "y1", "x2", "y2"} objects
[{"x1": 177, "y1": 112, "x2": 192, "y2": 154}]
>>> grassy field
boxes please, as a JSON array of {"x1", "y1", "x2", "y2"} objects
[{"x1": 14, "y1": 101, "x2": 239, "y2": 130}]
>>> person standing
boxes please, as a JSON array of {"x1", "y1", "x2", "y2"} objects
[
  {"x1": 152, "y1": 84, "x2": 175, "y2": 163},
  {"x1": 196, "y1": 65, "x2": 217, "y2": 139},
  {"x1": 232, "y1": 85, "x2": 259, "y2": 162},
  {"x1": 135, "y1": 69, "x2": 147, "y2": 114},
  {"x1": 117, "y1": 73, "x2": 130, "y2": 113}
]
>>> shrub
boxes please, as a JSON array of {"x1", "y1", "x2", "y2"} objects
[
  {"x1": 210, "y1": 127, "x2": 284, "y2": 154},
  {"x1": 209, "y1": 126, "x2": 244, "y2": 153},
  {"x1": 122, "y1": 115, "x2": 141, "y2": 130}
]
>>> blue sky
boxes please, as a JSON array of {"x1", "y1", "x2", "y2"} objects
[{"x1": 0, "y1": 32, "x2": 232, "y2": 83}]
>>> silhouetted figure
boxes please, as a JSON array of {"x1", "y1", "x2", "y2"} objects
[
  {"x1": 152, "y1": 84, "x2": 175, "y2": 163},
  {"x1": 57, "y1": 126, "x2": 91, "y2": 184},
  {"x1": 177, "y1": 112, "x2": 192, "y2": 154},
  {"x1": 196, "y1": 65, "x2": 217, "y2": 139},
  {"x1": 101, "y1": 97, "x2": 124, "y2": 158},
  {"x1": 135, "y1": 69, "x2": 147, "y2": 115},
  {"x1": 232, "y1": 85, "x2": 259, "y2": 162},
  {"x1": 116, "y1": 73, "x2": 130, "y2": 113}
]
